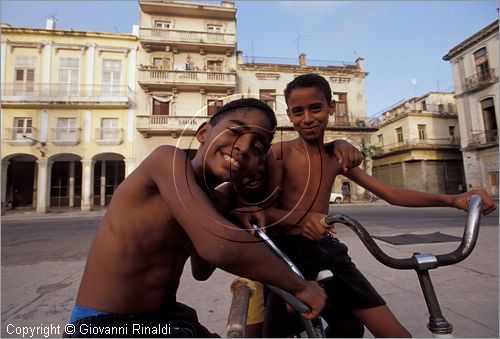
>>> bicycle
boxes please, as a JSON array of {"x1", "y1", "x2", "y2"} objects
[{"x1": 225, "y1": 195, "x2": 484, "y2": 338}]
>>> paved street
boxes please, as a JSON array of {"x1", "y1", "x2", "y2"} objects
[{"x1": 1, "y1": 203, "x2": 498, "y2": 338}]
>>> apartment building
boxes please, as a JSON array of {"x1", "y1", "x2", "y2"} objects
[
  {"x1": 135, "y1": 0, "x2": 238, "y2": 161},
  {"x1": 1, "y1": 20, "x2": 138, "y2": 213},
  {"x1": 369, "y1": 92, "x2": 464, "y2": 194},
  {"x1": 443, "y1": 20, "x2": 499, "y2": 197}
]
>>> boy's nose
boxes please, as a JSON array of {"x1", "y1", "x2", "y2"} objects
[
  {"x1": 233, "y1": 134, "x2": 252, "y2": 156},
  {"x1": 303, "y1": 111, "x2": 313, "y2": 123}
]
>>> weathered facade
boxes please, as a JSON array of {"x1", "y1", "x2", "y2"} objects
[
  {"x1": 369, "y1": 93, "x2": 464, "y2": 194},
  {"x1": 443, "y1": 20, "x2": 499, "y2": 197},
  {"x1": 1, "y1": 21, "x2": 138, "y2": 213}
]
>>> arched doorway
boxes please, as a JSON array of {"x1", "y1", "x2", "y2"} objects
[
  {"x1": 48, "y1": 154, "x2": 82, "y2": 208},
  {"x1": 4, "y1": 154, "x2": 37, "y2": 209},
  {"x1": 93, "y1": 153, "x2": 125, "y2": 207}
]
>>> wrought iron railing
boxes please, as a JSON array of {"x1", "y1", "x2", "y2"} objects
[
  {"x1": 138, "y1": 69, "x2": 236, "y2": 85},
  {"x1": 50, "y1": 128, "x2": 80, "y2": 145},
  {"x1": 1, "y1": 83, "x2": 131, "y2": 100},
  {"x1": 374, "y1": 137, "x2": 461, "y2": 155},
  {"x1": 136, "y1": 115, "x2": 209, "y2": 133},
  {"x1": 470, "y1": 130, "x2": 498, "y2": 146},
  {"x1": 464, "y1": 68, "x2": 497, "y2": 91},
  {"x1": 3, "y1": 127, "x2": 39, "y2": 145},
  {"x1": 94, "y1": 128, "x2": 123, "y2": 145}
]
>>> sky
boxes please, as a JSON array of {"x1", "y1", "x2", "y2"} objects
[{"x1": 1, "y1": 0, "x2": 498, "y2": 117}]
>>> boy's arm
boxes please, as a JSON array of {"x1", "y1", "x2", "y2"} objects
[
  {"x1": 345, "y1": 167, "x2": 496, "y2": 214},
  {"x1": 326, "y1": 139, "x2": 363, "y2": 173},
  {"x1": 146, "y1": 146, "x2": 326, "y2": 318}
]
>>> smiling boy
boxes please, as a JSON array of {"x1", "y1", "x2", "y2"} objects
[
  {"x1": 263, "y1": 74, "x2": 496, "y2": 337},
  {"x1": 65, "y1": 98, "x2": 326, "y2": 337}
]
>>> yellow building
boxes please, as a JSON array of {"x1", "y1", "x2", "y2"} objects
[
  {"x1": 1, "y1": 20, "x2": 138, "y2": 213},
  {"x1": 369, "y1": 92, "x2": 464, "y2": 194}
]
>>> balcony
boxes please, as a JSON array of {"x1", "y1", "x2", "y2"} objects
[
  {"x1": 50, "y1": 128, "x2": 80, "y2": 146},
  {"x1": 137, "y1": 69, "x2": 236, "y2": 92},
  {"x1": 3, "y1": 128, "x2": 39, "y2": 146},
  {"x1": 1, "y1": 83, "x2": 132, "y2": 108},
  {"x1": 94, "y1": 128, "x2": 123, "y2": 146},
  {"x1": 464, "y1": 68, "x2": 498, "y2": 92},
  {"x1": 139, "y1": 28, "x2": 236, "y2": 54},
  {"x1": 136, "y1": 115, "x2": 209, "y2": 137},
  {"x1": 468, "y1": 130, "x2": 498, "y2": 149},
  {"x1": 374, "y1": 137, "x2": 461, "y2": 156}
]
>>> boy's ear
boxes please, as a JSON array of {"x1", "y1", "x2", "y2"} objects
[{"x1": 196, "y1": 122, "x2": 209, "y2": 143}]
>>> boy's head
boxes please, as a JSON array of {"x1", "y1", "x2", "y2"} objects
[
  {"x1": 195, "y1": 98, "x2": 276, "y2": 184},
  {"x1": 284, "y1": 73, "x2": 332, "y2": 105},
  {"x1": 283, "y1": 74, "x2": 334, "y2": 141}
]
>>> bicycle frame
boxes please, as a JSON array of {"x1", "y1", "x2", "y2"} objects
[{"x1": 324, "y1": 195, "x2": 483, "y2": 337}]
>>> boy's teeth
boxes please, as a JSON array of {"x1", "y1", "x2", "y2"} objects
[{"x1": 223, "y1": 154, "x2": 240, "y2": 168}]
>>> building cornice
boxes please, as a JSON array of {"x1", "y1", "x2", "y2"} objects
[
  {"x1": 0, "y1": 27, "x2": 137, "y2": 41},
  {"x1": 443, "y1": 20, "x2": 499, "y2": 61},
  {"x1": 239, "y1": 63, "x2": 367, "y2": 78}
]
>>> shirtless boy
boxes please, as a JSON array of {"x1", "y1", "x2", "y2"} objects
[
  {"x1": 263, "y1": 74, "x2": 496, "y2": 337},
  {"x1": 65, "y1": 98, "x2": 326, "y2": 337}
]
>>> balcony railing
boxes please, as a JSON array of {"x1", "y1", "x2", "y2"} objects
[
  {"x1": 470, "y1": 130, "x2": 498, "y2": 147},
  {"x1": 464, "y1": 68, "x2": 497, "y2": 91},
  {"x1": 1, "y1": 83, "x2": 131, "y2": 106},
  {"x1": 275, "y1": 114, "x2": 372, "y2": 129},
  {"x1": 3, "y1": 127, "x2": 39, "y2": 146},
  {"x1": 94, "y1": 128, "x2": 123, "y2": 146},
  {"x1": 136, "y1": 115, "x2": 209, "y2": 136},
  {"x1": 138, "y1": 69, "x2": 236, "y2": 88},
  {"x1": 50, "y1": 128, "x2": 80, "y2": 146},
  {"x1": 374, "y1": 137, "x2": 461, "y2": 155},
  {"x1": 139, "y1": 28, "x2": 236, "y2": 45}
]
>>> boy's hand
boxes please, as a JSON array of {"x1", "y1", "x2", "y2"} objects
[
  {"x1": 293, "y1": 280, "x2": 326, "y2": 320},
  {"x1": 299, "y1": 212, "x2": 336, "y2": 241},
  {"x1": 453, "y1": 188, "x2": 497, "y2": 215},
  {"x1": 327, "y1": 139, "x2": 363, "y2": 173},
  {"x1": 229, "y1": 206, "x2": 266, "y2": 235}
]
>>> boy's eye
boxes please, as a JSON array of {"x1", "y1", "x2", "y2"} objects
[
  {"x1": 291, "y1": 109, "x2": 303, "y2": 116},
  {"x1": 228, "y1": 127, "x2": 240, "y2": 135},
  {"x1": 310, "y1": 105, "x2": 323, "y2": 113}
]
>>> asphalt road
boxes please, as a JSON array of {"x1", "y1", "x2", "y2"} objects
[{"x1": 2, "y1": 203, "x2": 497, "y2": 267}]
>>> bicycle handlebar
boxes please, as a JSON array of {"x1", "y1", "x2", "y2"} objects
[{"x1": 325, "y1": 195, "x2": 483, "y2": 270}]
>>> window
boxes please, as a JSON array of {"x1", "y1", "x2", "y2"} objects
[
  {"x1": 449, "y1": 126, "x2": 455, "y2": 139},
  {"x1": 154, "y1": 21, "x2": 171, "y2": 29},
  {"x1": 153, "y1": 57, "x2": 171, "y2": 70},
  {"x1": 207, "y1": 24, "x2": 223, "y2": 41},
  {"x1": 14, "y1": 56, "x2": 36, "y2": 94},
  {"x1": 56, "y1": 118, "x2": 77, "y2": 141},
  {"x1": 207, "y1": 99, "x2": 223, "y2": 116},
  {"x1": 421, "y1": 101, "x2": 427, "y2": 111},
  {"x1": 377, "y1": 134, "x2": 384, "y2": 146},
  {"x1": 102, "y1": 59, "x2": 122, "y2": 96},
  {"x1": 58, "y1": 57, "x2": 80, "y2": 96},
  {"x1": 333, "y1": 92, "x2": 348, "y2": 125},
  {"x1": 13, "y1": 117, "x2": 32, "y2": 140},
  {"x1": 260, "y1": 90, "x2": 276, "y2": 110},
  {"x1": 489, "y1": 172, "x2": 499, "y2": 188},
  {"x1": 481, "y1": 97, "x2": 497, "y2": 142},
  {"x1": 418, "y1": 124, "x2": 427, "y2": 140},
  {"x1": 473, "y1": 47, "x2": 490, "y2": 80},
  {"x1": 396, "y1": 127, "x2": 403, "y2": 143},
  {"x1": 100, "y1": 118, "x2": 119, "y2": 140},
  {"x1": 153, "y1": 98, "x2": 170, "y2": 115},
  {"x1": 206, "y1": 59, "x2": 223, "y2": 72}
]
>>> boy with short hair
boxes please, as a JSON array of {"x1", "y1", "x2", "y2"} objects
[
  {"x1": 65, "y1": 98, "x2": 327, "y2": 337},
  {"x1": 263, "y1": 74, "x2": 496, "y2": 337}
]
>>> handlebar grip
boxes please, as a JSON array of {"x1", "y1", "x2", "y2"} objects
[{"x1": 325, "y1": 195, "x2": 484, "y2": 270}]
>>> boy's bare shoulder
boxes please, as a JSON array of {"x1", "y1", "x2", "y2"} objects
[{"x1": 268, "y1": 141, "x2": 294, "y2": 160}]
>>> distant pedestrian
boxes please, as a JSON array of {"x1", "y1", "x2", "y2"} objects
[{"x1": 342, "y1": 183, "x2": 351, "y2": 203}]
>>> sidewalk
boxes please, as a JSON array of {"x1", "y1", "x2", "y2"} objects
[{"x1": 1, "y1": 205, "x2": 498, "y2": 338}]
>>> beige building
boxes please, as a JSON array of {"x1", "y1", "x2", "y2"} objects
[
  {"x1": 369, "y1": 92, "x2": 464, "y2": 194},
  {"x1": 135, "y1": 0, "x2": 238, "y2": 162},
  {"x1": 1, "y1": 20, "x2": 138, "y2": 213},
  {"x1": 443, "y1": 20, "x2": 499, "y2": 197},
  {"x1": 238, "y1": 55, "x2": 375, "y2": 197}
]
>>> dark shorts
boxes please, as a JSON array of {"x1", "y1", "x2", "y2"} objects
[
  {"x1": 63, "y1": 303, "x2": 218, "y2": 338},
  {"x1": 263, "y1": 235, "x2": 385, "y2": 337}
]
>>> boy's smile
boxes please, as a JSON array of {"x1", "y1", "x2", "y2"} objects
[{"x1": 195, "y1": 109, "x2": 274, "y2": 186}]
